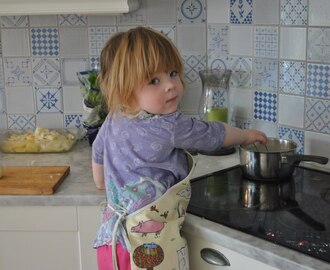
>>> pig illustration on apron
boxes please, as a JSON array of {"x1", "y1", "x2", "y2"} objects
[{"x1": 110, "y1": 153, "x2": 196, "y2": 270}]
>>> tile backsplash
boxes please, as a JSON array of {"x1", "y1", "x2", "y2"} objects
[{"x1": 0, "y1": 0, "x2": 329, "y2": 160}]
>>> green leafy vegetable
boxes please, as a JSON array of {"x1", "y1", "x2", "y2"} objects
[{"x1": 78, "y1": 70, "x2": 107, "y2": 126}]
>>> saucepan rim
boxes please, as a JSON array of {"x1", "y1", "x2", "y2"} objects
[{"x1": 240, "y1": 137, "x2": 297, "y2": 154}]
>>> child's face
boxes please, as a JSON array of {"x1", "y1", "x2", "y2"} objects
[{"x1": 134, "y1": 70, "x2": 184, "y2": 115}]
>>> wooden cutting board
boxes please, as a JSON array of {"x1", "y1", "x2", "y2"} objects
[{"x1": 0, "y1": 166, "x2": 70, "y2": 195}]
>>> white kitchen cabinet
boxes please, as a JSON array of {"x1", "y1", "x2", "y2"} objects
[
  {"x1": 78, "y1": 206, "x2": 102, "y2": 270},
  {"x1": 183, "y1": 231, "x2": 280, "y2": 270},
  {"x1": 0, "y1": 0, "x2": 139, "y2": 15},
  {"x1": 0, "y1": 206, "x2": 100, "y2": 270},
  {"x1": 0, "y1": 231, "x2": 80, "y2": 270}
]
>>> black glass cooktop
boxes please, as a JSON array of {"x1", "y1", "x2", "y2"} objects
[{"x1": 187, "y1": 165, "x2": 330, "y2": 263}]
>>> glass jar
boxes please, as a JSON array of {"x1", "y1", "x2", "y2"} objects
[
  {"x1": 198, "y1": 69, "x2": 232, "y2": 123},
  {"x1": 198, "y1": 69, "x2": 235, "y2": 156}
]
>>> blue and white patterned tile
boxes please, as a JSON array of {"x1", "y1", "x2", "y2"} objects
[
  {"x1": 117, "y1": 1, "x2": 146, "y2": 25},
  {"x1": 7, "y1": 114, "x2": 36, "y2": 130},
  {"x1": 305, "y1": 98, "x2": 330, "y2": 134},
  {"x1": 178, "y1": 0, "x2": 206, "y2": 24},
  {"x1": 0, "y1": 89, "x2": 6, "y2": 114},
  {"x1": 29, "y1": 15, "x2": 58, "y2": 27},
  {"x1": 254, "y1": 27, "x2": 278, "y2": 58},
  {"x1": 207, "y1": 53, "x2": 229, "y2": 70},
  {"x1": 306, "y1": 64, "x2": 330, "y2": 99},
  {"x1": 88, "y1": 26, "x2": 117, "y2": 56},
  {"x1": 0, "y1": 16, "x2": 29, "y2": 27},
  {"x1": 58, "y1": 15, "x2": 87, "y2": 26},
  {"x1": 0, "y1": 59, "x2": 4, "y2": 89},
  {"x1": 65, "y1": 114, "x2": 83, "y2": 128},
  {"x1": 32, "y1": 58, "x2": 61, "y2": 86},
  {"x1": 230, "y1": 0, "x2": 252, "y2": 24},
  {"x1": 253, "y1": 91, "x2": 277, "y2": 123},
  {"x1": 0, "y1": 115, "x2": 7, "y2": 129},
  {"x1": 279, "y1": 61, "x2": 305, "y2": 95},
  {"x1": 117, "y1": 13, "x2": 146, "y2": 25},
  {"x1": 30, "y1": 28, "x2": 59, "y2": 57},
  {"x1": 207, "y1": 24, "x2": 229, "y2": 54},
  {"x1": 35, "y1": 86, "x2": 63, "y2": 114},
  {"x1": 90, "y1": 56, "x2": 100, "y2": 71},
  {"x1": 280, "y1": 0, "x2": 308, "y2": 25},
  {"x1": 61, "y1": 58, "x2": 89, "y2": 86},
  {"x1": 151, "y1": 25, "x2": 176, "y2": 44},
  {"x1": 279, "y1": 126, "x2": 304, "y2": 154},
  {"x1": 2, "y1": 28, "x2": 30, "y2": 57},
  {"x1": 231, "y1": 117, "x2": 252, "y2": 129},
  {"x1": 230, "y1": 57, "x2": 252, "y2": 88},
  {"x1": 3, "y1": 58, "x2": 32, "y2": 86},
  {"x1": 182, "y1": 53, "x2": 206, "y2": 83},
  {"x1": 308, "y1": 28, "x2": 330, "y2": 63},
  {"x1": 210, "y1": 88, "x2": 228, "y2": 108},
  {"x1": 253, "y1": 58, "x2": 278, "y2": 92}
]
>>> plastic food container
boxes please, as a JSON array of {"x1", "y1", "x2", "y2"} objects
[{"x1": 0, "y1": 127, "x2": 84, "y2": 153}]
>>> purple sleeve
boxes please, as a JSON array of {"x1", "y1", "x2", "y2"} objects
[
  {"x1": 91, "y1": 121, "x2": 107, "y2": 165},
  {"x1": 172, "y1": 114, "x2": 226, "y2": 152}
]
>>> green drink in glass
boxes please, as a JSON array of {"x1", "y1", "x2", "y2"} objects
[{"x1": 206, "y1": 106, "x2": 228, "y2": 123}]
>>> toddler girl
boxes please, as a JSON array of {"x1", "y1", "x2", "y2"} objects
[{"x1": 92, "y1": 26, "x2": 267, "y2": 270}]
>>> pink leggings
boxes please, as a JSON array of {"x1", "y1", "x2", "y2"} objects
[{"x1": 97, "y1": 244, "x2": 131, "y2": 270}]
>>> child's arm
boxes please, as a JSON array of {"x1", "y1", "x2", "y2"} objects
[
  {"x1": 222, "y1": 123, "x2": 267, "y2": 147},
  {"x1": 92, "y1": 160, "x2": 105, "y2": 190}
]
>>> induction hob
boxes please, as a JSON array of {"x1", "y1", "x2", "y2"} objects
[{"x1": 187, "y1": 165, "x2": 330, "y2": 263}]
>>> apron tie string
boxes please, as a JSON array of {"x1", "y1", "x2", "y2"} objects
[{"x1": 107, "y1": 203, "x2": 131, "y2": 270}]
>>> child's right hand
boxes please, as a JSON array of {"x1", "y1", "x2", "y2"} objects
[
  {"x1": 222, "y1": 124, "x2": 267, "y2": 147},
  {"x1": 243, "y1": 129, "x2": 268, "y2": 145}
]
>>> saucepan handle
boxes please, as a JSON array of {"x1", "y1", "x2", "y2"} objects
[{"x1": 282, "y1": 154, "x2": 329, "y2": 165}]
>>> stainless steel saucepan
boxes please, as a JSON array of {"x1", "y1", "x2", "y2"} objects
[{"x1": 239, "y1": 138, "x2": 329, "y2": 181}]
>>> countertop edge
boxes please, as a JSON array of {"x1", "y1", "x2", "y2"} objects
[
  {"x1": 0, "y1": 194, "x2": 105, "y2": 206},
  {"x1": 183, "y1": 214, "x2": 329, "y2": 270}
]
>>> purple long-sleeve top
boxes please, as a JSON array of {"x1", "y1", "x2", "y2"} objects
[{"x1": 92, "y1": 110, "x2": 226, "y2": 248}]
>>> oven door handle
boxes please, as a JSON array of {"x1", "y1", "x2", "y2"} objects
[{"x1": 200, "y1": 248, "x2": 231, "y2": 266}]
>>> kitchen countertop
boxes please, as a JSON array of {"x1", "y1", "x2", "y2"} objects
[
  {"x1": 0, "y1": 141, "x2": 104, "y2": 206},
  {"x1": 0, "y1": 141, "x2": 329, "y2": 270}
]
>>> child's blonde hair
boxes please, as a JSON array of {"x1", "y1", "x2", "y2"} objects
[{"x1": 99, "y1": 27, "x2": 184, "y2": 115}]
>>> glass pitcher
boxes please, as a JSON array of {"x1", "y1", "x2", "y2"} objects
[{"x1": 199, "y1": 69, "x2": 232, "y2": 123}]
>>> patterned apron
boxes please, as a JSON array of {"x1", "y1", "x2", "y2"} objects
[{"x1": 110, "y1": 153, "x2": 196, "y2": 270}]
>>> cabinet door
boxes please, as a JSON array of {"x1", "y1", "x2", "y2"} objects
[
  {"x1": 0, "y1": 206, "x2": 80, "y2": 270},
  {"x1": 0, "y1": 231, "x2": 80, "y2": 270},
  {"x1": 184, "y1": 232, "x2": 279, "y2": 270},
  {"x1": 78, "y1": 206, "x2": 101, "y2": 270}
]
